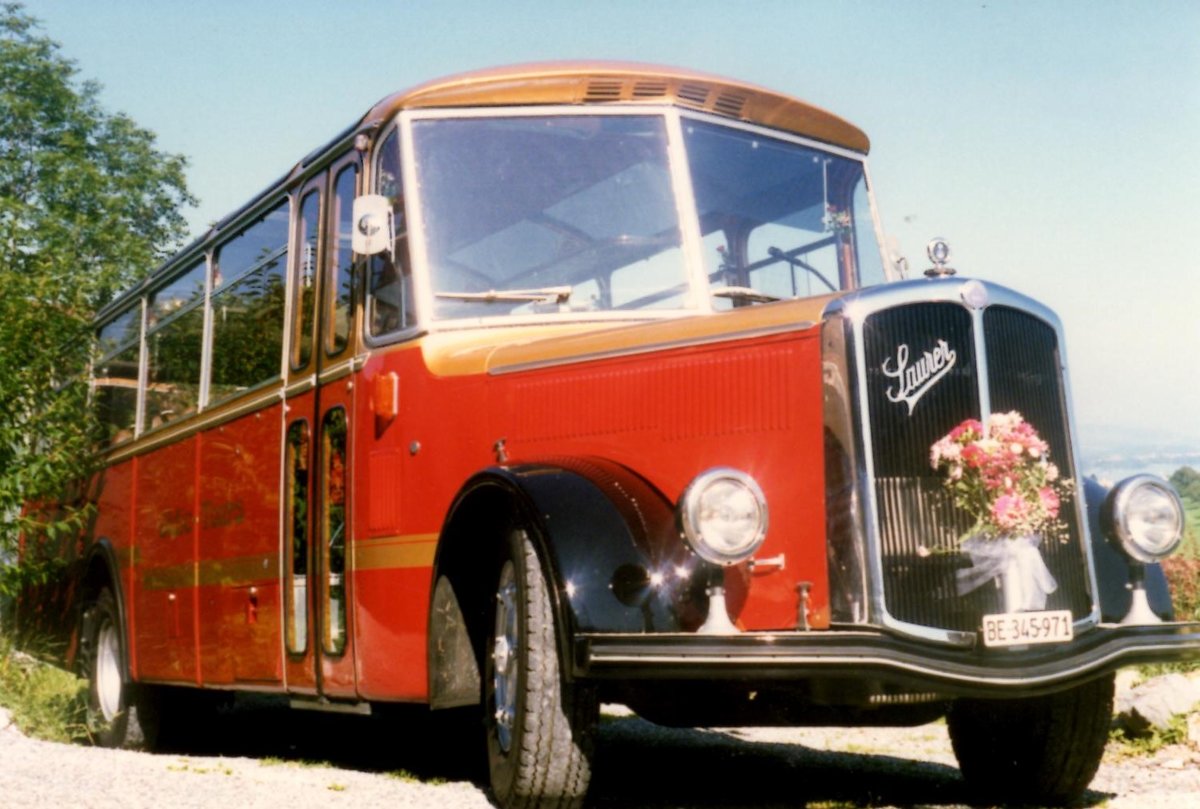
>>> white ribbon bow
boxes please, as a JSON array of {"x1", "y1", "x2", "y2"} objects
[{"x1": 956, "y1": 533, "x2": 1058, "y2": 612}]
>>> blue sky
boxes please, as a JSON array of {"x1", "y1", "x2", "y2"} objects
[{"x1": 24, "y1": 0, "x2": 1200, "y2": 447}]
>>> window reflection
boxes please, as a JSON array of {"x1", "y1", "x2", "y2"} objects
[
  {"x1": 291, "y1": 190, "x2": 320, "y2": 369},
  {"x1": 367, "y1": 130, "x2": 414, "y2": 337},
  {"x1": 412, "y1": 115, "x2": 687, "y2": 319},
  {"x1": 285, "y1": 421, "x2": 310, "y2": 655},
  {"x1": 321, "y1": 407, "x2": 347, "y2": 655},
  {"x1": 683, "y1": 119, "x2": 882, "y2": 305},
  {"x1": 328, "y1": 166, "x2": 357, "y2": 354},
  {"x1": 94, "y1": 340, "x2": 140, "y2": 445},
  {"x1": 210, "y1": 199, "x2": 288, "y2": 403},
  {"x1": 144, "y1": 304, "x2": 203, "y2": 429}
]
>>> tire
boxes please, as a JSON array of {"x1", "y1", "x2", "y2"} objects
[
  {"x1": 484, "y1": 529, "x2": 597, "y2": 809},
  {"x1": 948, "y1": 674, "x2": 1115, "y2": 806},
  {"x1": 79, "y1": 587, "x2": 157, "y2": 748}
]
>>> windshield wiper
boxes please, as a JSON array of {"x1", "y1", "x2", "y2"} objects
[
  {"x1": 711, "y1": 286, "x2": 781, "y2": 304},
  {"x1": 436, "y1": 286, "x2": 572, "y2": 304}
]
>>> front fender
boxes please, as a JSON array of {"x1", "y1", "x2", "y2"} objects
[
  {"x1": 428, "y1": 458, "x2": 706, "y2": 706},
  {"x1": 510, "y1": 458, "x2": 708, "y2": 634}
]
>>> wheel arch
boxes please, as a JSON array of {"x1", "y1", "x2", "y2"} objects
[
  {"x1": 75, "y1": 538, "x2": 130, "y2": 677},
  {"x1": 427, "y1": 458, "x2": 699, "y2": 708}
]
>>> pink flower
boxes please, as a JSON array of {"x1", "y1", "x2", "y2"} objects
[
  {"x1": 991, "y1": 495, "x2": 1030, "y2": 531},
  {"x1": 932, "y1": 412, "x2": 1070, "y2": 539},
  {"x1": 1038, "y1": 487, "x2": 1060, "y2": 519}
]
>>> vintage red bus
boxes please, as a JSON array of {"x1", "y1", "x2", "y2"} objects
[{"x1": 20, "y1": 62, "x2": 1200, "y2": 807}]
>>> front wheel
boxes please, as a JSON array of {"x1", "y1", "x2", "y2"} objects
[
  {"x1": 485, "y1": 529, "x2": 597, "y2": 809},
  {"x1": 948, "y1": 674, "x2": 1114, "y2": 806}
]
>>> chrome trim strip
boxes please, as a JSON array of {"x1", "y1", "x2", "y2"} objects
[
  {"x1": 488, "y1": 319, "x2": 814, "y2": 376},
  {"x1": 318, "y1": 359, "x2": 355, "y2": 385},
  {"x1": 581, "y1": 624, "x2": 1200, "y2": 690},
  {"x1": 103, "y1": 384, "x2": 285, "y2": 463},
  {"x1": 584, "y1": 640, "x2": 1196, "y2": 689},
  {"x1": 284, "y1": 375, "x2": 316, "y2": 399},
  {"x1": 970, "y1": 305, "x2": 992, "y2": 430}
]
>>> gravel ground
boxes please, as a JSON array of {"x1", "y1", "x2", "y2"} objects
[{"x1": 2, "y1": 700, "x2": 1197, "y2": 809}]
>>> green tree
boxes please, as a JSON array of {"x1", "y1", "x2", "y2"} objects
[
  {"x1": 0, "y1": 3, "x2": 194, "y2": 595},
  {"x1": 1169, "y1": 466, "x2": 1200, "y2": 503}
]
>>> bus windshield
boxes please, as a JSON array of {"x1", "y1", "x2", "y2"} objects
[{"x1": 409, "y1": 111, "x2": 882, "y2": 323}]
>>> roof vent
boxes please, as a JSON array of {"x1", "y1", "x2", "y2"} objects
[
  {"x1": 713, "y1": 92, "x2": 748, "y2": 119},
  {"x1": 677, "y1": 83, "x2": 710, "y2": 107},
  {"x1": 585, "y1": 79, "x2": 623, "y2": 101},
  {"x1": 631, "y1": 80, "x2": 669, "y2": 98}
]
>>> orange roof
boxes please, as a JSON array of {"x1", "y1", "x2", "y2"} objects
[{"x1": 361, "y1": 61, "x2": 869, "y2": 153}]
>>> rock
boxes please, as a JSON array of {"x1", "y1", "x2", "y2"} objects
[
  {"x1": 0, "y1": 706, "x2": 12, "y2": 732},
  {"x1": 1188, "y1": 712, "x2": 1200, "y2": 750},
  {"x1": 1114, "y1": 673, "x2": 1200, "y2": 734}
]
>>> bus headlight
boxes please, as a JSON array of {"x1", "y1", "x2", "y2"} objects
[
  {"x1": 679, "y1": 468, "x2": 768, "y2": 566},
  {"x1": 1104, "y1": 474, "x2": 1184, "y2": 564}
]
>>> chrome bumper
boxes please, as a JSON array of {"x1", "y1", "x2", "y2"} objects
[{"x1": 574, "y1": 622, "x2": 1200, "y2": 698}]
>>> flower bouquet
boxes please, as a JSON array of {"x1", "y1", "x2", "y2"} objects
[{"x1": 930, "y1": 411, "x2": 1073, "y2": 611}]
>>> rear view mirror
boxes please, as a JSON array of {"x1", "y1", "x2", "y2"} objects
[{"x1": 351, "y1": 194, "x2": 394, "y2": 256}]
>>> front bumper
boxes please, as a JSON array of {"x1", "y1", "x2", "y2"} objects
[{"x1": 574, "y1": 621, "x2": 1200, "y2": 698}]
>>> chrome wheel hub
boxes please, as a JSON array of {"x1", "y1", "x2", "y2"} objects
[
  {"x1": 95, "y1": 619, "x2": 122, "y2": 722},
  {"x1": 492, "y1": 561, "x2": 518, "y2": 753}
]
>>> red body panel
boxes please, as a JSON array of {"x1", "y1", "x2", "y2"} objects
[
  {"x1": 346, "y1": 322, "x2": 828, "y2": 699},
  {"x1": 196, "y1": 411, "x2": 283, "y2": 685},
  {"x1": 132, "y1": 439, "x2": 198, "y2": 683},
  {"x1": 98, "y1": 319, "x2": 826, "y2": 703}
]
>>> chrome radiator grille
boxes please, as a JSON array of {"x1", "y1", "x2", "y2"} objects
[{"x1": 860, "y1": 302, "x2": 1092, "y2": 634}]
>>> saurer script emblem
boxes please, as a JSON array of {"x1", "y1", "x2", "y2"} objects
[{"x1": 882, "y1": 339, "x2": 957, "y2": 415}]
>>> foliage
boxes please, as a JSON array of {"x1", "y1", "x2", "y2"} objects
[
  {"x1": 1161, "y1": 556, "x2": 1200, "y2": 623},
  {"x1": 0, "y1": 3, "x2": 194, "y2": 594},
  {"x1": 931, "y1": 411, "x2": 1073, "y2": 539},
  {"x1": 1108, "y1": 711, "x2": 1189, "y2": 757},
  {"x1": 1168, "y1": 466, "x2": 1200, "y2": 558},
  {"x1": 0, "y1": 631, "x2": 88, "y2": 742},
  {"x1": 1169, "y1": 466, "x2": 1200, "y2": 504}
]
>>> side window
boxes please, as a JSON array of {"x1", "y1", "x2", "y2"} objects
[
  {"x1": 94, "y1": 305, "x2": 143, "y2": 444},
  {"x1": 321, "y1": 407, "x2": 348, "y2": 655},
  {"x1": 291, "y1": 189, "x2": 321, "y2": 370},
  {"x1": 210, "y1": 199, "x2": 289, "y2": 403},
  {"x1": 285, "y1": 420, "x2": 310, "y2": 655},
  {"x1": 327, "y1": 165, "x2": 357, "y2": 355},
  {"x1": 144, "y1": 259, "x2": 206, "y2": 429},
  {"x1": 367, "y1": 129, "x2": 414, "y2": 336}
]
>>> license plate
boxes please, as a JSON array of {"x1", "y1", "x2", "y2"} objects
[{"x1": 981, "y1": 609, "x2": 1073, "y2": 647}]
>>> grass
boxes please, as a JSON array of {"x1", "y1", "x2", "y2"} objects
[
  {"x1": 1108, "y1": 712, "x2": 1189, "y2": 758},
  {"x1": 0, "y1": 632, "x2": 88, "y2": 743},
  {"x1": 1182, "y1": 501, "x2": 1200, "y2": 557},
  {"x1": 166, "y1": 759, "x2": 234, "y2": 776}
]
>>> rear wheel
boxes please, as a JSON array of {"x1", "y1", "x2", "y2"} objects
[
  {"x1": 948, "y1": 674, "x2": 1114, "y2": 806},
  {"x1": 484, "y1": 529, "x2": 597, "y2": 809},
  {"x1": 80, "y1": 588, "x2": 156, "y2": 748}
]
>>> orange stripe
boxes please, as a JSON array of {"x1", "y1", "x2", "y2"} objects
[{"x1": 354, "y1": 533, "x2": 438, "y2": 571}]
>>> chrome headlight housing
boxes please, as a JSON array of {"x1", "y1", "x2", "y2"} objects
[
  {"x1": 679, "y1": 468, "x2": 768, "y2": 566},
  {"x1": 1104, "y1": 474, "x2": 1185, "y2": 564}
]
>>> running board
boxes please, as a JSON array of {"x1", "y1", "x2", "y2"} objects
[{"x1": 288, "y1": 697, "x2": 372, "y2": 716}]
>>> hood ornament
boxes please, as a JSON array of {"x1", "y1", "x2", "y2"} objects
[{"x1": 924, "y1": 237, "x2": 956, "y2": 278}]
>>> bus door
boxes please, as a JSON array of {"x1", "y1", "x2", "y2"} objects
[{"x1": 283, "y1": 155, "x2": 362, "y2": 699}]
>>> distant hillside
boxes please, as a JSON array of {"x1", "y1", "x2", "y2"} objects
[{"x1": 1077, "y1": 422, "x2": 1200, "y2": 483}]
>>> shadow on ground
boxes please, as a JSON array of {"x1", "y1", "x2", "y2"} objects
[{"x1": 157, "y1": 697, "x2": 1115, "y2": 808}]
